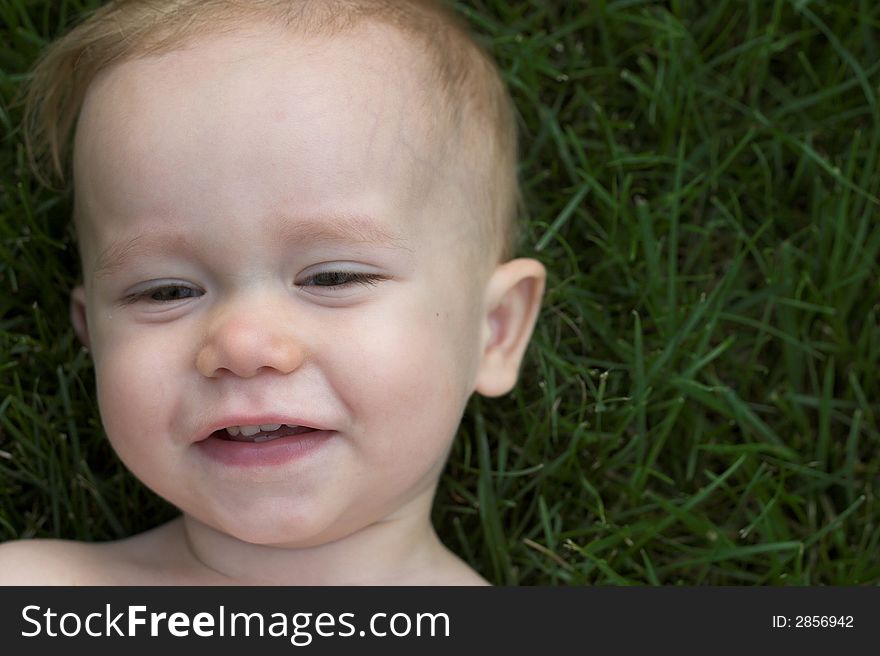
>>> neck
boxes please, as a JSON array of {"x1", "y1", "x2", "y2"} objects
[{"x1": 179, "y1": 492, "x2": 450, "y2": 585}]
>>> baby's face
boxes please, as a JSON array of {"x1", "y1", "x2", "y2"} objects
[{"x1": 70, "y1": 24, "x2": 492, "y2": 545}]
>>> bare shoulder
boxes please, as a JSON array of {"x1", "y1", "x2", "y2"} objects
[
  {"x1": 417, "y1": 546, "x2": 492, "y2": 586},
  {"x1": 0, "y1": 519, "x2": 197, "y2": 586},
  {"x1": 434, "y1": 570, "x2": 492, "y2": 586},
  {"x1": 435, "y1": 562, "x2": 492, "y2": 586},
  {"x1": 0, "y1": 538, "x2": 105, "y2": 585}
]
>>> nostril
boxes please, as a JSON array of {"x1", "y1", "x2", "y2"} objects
[{"x1": 196, "y1": 322, "x2": 306, "y2": 378}]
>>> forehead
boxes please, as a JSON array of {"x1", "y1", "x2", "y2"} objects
[{"x1": 72, "y1": 23, "x2": 462, "y2": 253}]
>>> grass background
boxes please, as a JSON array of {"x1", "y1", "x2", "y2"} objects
[{"x1": 1, "y1": 0, "x2": 878, "y2": 585}]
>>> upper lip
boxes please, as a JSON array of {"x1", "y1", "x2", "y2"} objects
[{"x1": 196, "y1": 415, "x2": 330, "y2": 442}]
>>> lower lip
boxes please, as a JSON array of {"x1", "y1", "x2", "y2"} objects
[{"x1": 196, "y1": 430, "x2": 335, "y2": 467}]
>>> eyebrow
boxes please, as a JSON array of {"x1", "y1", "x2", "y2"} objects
[
  {"x1": 92, "y1": 213, "x2": 411, "y2": 279},
  {"x1": 273, "y1": 214, "x2": 411, "y2": 252}
]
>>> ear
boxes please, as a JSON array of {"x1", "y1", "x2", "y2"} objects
[
  {"x1": 70, "y1": 285, "x2": 91, "y2": 350},
  {"x1": 474, "y1": 258, "x2": 546, "y2": 397}
]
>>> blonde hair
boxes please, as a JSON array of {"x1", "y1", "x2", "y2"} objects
[{"x1": 19, "y1": 0, "x2": 521, "y2": 262}]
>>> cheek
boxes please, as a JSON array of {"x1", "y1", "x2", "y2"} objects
[
  {"x1": 329, "y1": 294, "x2": 482, "y2": 454},
  {"x1": 91, "y1": 326, "x2": 181, "y2": 465}
]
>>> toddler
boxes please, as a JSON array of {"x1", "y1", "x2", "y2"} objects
[{"x1": 0, "y1": 0, "x2": 545, "y2": 585}]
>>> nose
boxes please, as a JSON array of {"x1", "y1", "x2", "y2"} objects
[{"x1": 195, "y1": 299, "x2": 305, "y2": 379}]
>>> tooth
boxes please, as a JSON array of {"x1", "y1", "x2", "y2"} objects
[
  {"x1": 259, "y1": 423, "x2": 281, "y2": 432},
  {"x1": 226, "y1": 426, "x2": 241, "y2": 436},
  {"x1": 284, "y1": 423, "x2": 300, "y2": 429},
  {"x1": 239, "y1": 425, "x2": 260, "y2": 437}
]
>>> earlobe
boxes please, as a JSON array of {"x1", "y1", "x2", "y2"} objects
[
  {"x1": 70, "y1": 286, "x2": 91, "y2": 350},
  {"x1": 474, "y1": 258, "x2": 546, "y2": 397}
]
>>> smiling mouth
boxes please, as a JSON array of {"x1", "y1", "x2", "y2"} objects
[{"x1": 212, "y1": 424, "x2": 319, "y2": 444}]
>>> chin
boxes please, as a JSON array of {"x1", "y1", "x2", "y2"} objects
[{"x1": 208, "y1": 509, "x2": 346, "y2": 548}]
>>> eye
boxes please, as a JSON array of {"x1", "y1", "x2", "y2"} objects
[
  {"x1": 299, "y1": 271, "x2": 388, "y2": 288},
  {"x1": 123, "y1": 284, "x2": 203, "y2": 305}
]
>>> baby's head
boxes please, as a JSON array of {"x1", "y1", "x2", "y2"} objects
[{"x1": 23, "y1": 0, "x2": 545, "y2": 549}]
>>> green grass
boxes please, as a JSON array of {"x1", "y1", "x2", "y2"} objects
[{"x1": 2, "y1": 0, "x2": 879, "y2": 585}]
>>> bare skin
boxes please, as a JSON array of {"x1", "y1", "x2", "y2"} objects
[
  {"x1": 0, "y1": 516, "x2": 489, "y2": 586},
  {"x1": 0, "y1": 22, "x2": 542, "y2": 588}
]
